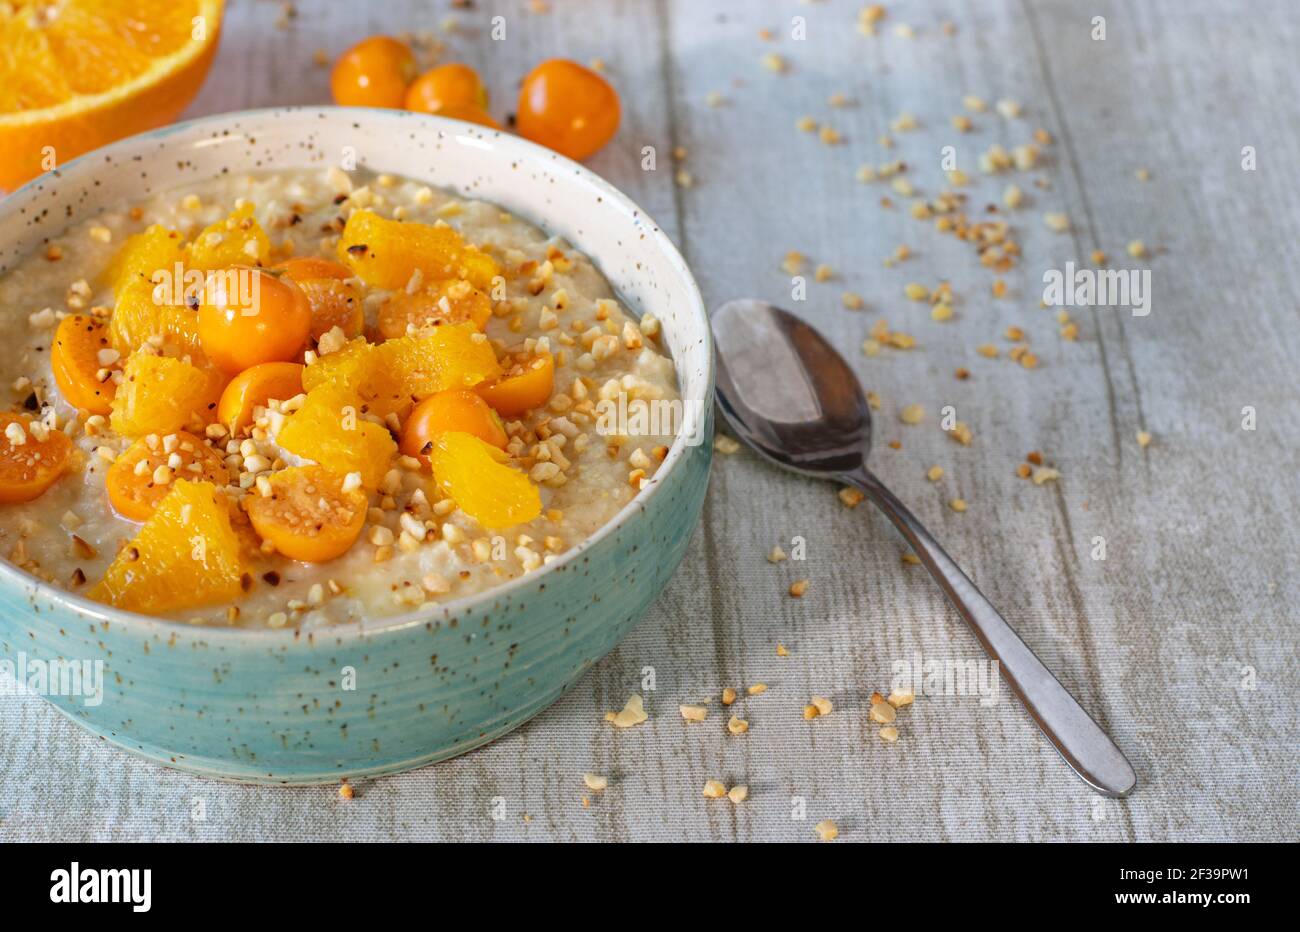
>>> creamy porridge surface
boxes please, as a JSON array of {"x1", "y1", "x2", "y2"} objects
[{"x1": 0, "y1": 168, "x2": 679, "y2": 627}]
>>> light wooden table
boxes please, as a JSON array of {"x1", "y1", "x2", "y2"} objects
[{"x1": 1, "y1": 0, "x2": 1296, "y2": 842}]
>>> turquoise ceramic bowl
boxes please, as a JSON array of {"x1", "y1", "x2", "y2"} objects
[{"x1": 0, "y1": 108, "x2": 713, "y2": 783}]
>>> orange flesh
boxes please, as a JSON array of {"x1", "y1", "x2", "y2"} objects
[
  {"x1": 0, "y1": 0, "x2": 224, "y2": 191},
  {"x1": 89, "y1": 479, "x2": 244, "y2": 614},
  {"x1": 245, "y1": 465, "x2": 367, "y2": 563},
  {"x1": 106, "y1": 430, "x2": 230, "y2": 521},
  {"x1": 429, "y1": 431, "x2": 541, "y2": 529},
  {"x1": 277, "y1": 257, "x2": 363, "y2": 340},
  {"x1": 109, "y1": 352, "x2": 224, "y2": 437},
  {"x1": 336, "y1": 208, "x2": 500, "y2": 292},
  {"x1": 51, "y1": 314, "x2": 118, "y2": 414},
  {"x1": 217, "y1": 361, "x2": 304, "y2": 435},
  {"x1": 186, "y1": 202, "x2": 270, "y2": 270},
  {"x1": 0, "y1": 413, "x2": 73, "y2": 504},
  {"x1": 276, "y1": 385, "x2": 398, "y2": 490},
  {"x1": 377, "y1": 279, "x2": 492, "y2": 339}
]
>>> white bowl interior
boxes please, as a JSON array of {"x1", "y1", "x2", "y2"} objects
[{"x1": 0, "y1": 106, "x2": 710, "y2": 430}]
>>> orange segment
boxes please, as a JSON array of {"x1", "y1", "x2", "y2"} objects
[
  {"x1": 108, "y1": 224, "x2": 185, "y2": 293},
  {"x1": 276, "y1": 385, "x2": 397, "y2": 490},
  {"x1": 89, "y1": 479, "x2": 243, "y2": 615},
  {"x1": 186, "y1": 202, "x2": 270, "y2": 270},
  {"x1": 106, "y1": 224, "x2": 201, "y2": 355},
  {"x1": 302, "y1": 337, "x2": 379, "y2": 396},
  {"x1": 377, "y1": 279, "x2": 492, "y2": 339},
  {"x1": 0, "y1": 1, "x2": 225, "y2": 192},
  {"x1": 302, "y1": 323, "x2": 500, "y2": 420},
  {"x1": 377, "y1": 322, "x2": 502, "y2": 400},
  {"x1": 108, "y1": 276, "x2": 202, "y2": 356},
  {"x1": 300, "y1": 338, "x2": 405, "y2": 419},
  {"x1": 300, "y1": 277, "x2": 365, "y2": 340},
  {"x1": 245, "y1": 466, "x2": 367, "y2": 563},
  {"x1": 276, "y1": 257, "x2": 364, "y2": 340},
  {"x1": 217, "y1": 361, "x2": 303, "y2": 435},
  {"x1": 0, "y1": 413, "x2": 73, "y2": 504},
  {"x1": 477, "y1": 350, "x2": 554, "y2": 417},
  {"x1": 110, "y1": 352, "x2": 222, "y2": 437},
  {"x1": 106, "y1": 430, "x2": 229, "y2": 521},
  {"x1": 51, "y1": 314, "x2": 119, "y2": 414},
  {"x1": 429, "y1": 431, "x2": 540, "y2": 529},
  {"x1": 337, "y1": 208, "x2": 499, "y2": 292},
  {"x1": 402, "y1": 389, "x2": 506, "y2": 461}
]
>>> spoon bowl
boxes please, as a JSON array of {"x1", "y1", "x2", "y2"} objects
[
  {"x1": 714, "y1": 299, "x2": 871, "y2": 476},
  {"x1": 712, "y1": 298, "x2": 1137, "y2": 798}
]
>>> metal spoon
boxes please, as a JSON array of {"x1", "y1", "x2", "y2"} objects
[{"x1": 712, "y1": 299, "x2": 1137, "y2": 798}]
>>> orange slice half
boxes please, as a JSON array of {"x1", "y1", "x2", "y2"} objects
[{"x1": 0, "y1": 0, "x2": 225, "y2": 191}]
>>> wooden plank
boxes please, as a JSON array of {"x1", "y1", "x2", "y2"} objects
[{"x1": 0, "y1": 0, "x2": 1295, "y2": 843}]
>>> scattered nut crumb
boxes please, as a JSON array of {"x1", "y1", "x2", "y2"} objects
[
  {"x1": 606, "y1": 694, "x2": 648, "y2": 728},
  {"x1": 680, "y1": 704, "x2": 708, "y2": 723},
  {"x1": 714, "y1": 434, "x2": 741, "y2": 455},
  {"x1": 869, "y1": 700, "x2": 897, "y2": 724},
  {"x1": 887, "y1": 687, "x2": 915, "y2": 708},
  {"x1": 838, "y1": 487, "x2": 865, "y2": 508}
]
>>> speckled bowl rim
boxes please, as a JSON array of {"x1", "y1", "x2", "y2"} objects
[{"x1": 0, "y1": 105, "x2": 713, "y2": 642}]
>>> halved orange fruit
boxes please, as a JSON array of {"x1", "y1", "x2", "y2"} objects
[{"x1": 0, "y1": 0, "x2": 225, "y2": 192}]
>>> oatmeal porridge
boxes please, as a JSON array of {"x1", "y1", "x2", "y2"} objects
[{"x1": 0, "y1": 167, "x2": 680, "y2": 627}]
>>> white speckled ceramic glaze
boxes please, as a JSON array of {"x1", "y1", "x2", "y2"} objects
[{"x1": 0, "y1": 108, "x2": 713, "y2": 783}]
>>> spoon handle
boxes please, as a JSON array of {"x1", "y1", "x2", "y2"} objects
[{"x1": 845, "y1": 466, "x2": 1137, "y2": 798}]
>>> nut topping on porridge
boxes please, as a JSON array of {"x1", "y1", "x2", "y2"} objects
[{"x1": 0, "y1": 169, "x2": 680, "y2": 625}]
